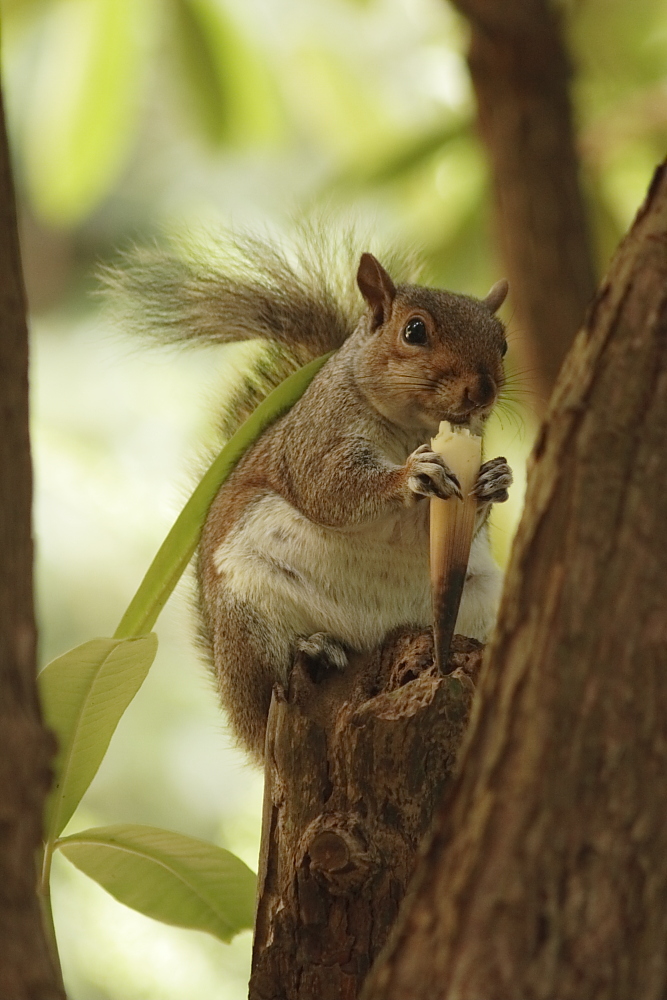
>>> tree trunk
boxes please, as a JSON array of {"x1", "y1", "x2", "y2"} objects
[
  {"x1": 0, "y1": 88, "x2": 64, "y2": 998},
  {"x1": 249, "y1": 632, "x2": 484, "y2": 1000},
  {"x1": 450, "y1": 0, "x2": 597, "y2": 403},
  {"x1": 362, "y1": 162, "x2": 667, "y2": 999}
]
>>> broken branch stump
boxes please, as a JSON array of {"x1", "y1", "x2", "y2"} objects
[{"x1": 249, "y1": 628, "x2": 483, "y2": 1000}]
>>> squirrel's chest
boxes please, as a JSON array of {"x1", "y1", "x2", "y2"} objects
[{"x1": 210, "y1": 492, "x2": 432, "y2": 646}]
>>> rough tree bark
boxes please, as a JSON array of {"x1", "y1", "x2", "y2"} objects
[
  {"x1": 362, "y1": 163, "x2": 667, "y2": 1000},
  {"x1": 450, "y1": 0, "x2": 597, "y2": 401},
  {"x1": 249, "y1": 632, "x2": 484, "y2": 1000},
  {"x1": 0, "y1": 89, "x2": 64, "y2": 997}
]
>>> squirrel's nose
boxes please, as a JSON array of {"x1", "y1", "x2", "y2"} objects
[{"x1": 463, "y1": 373, "x2": 496, "y2": 410}]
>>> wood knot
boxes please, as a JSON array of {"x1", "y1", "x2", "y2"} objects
[
  {"x1": 300, "y1": 814, "x2": 378, "y2": 892},
  {"x1": 308, "y1": 831, "x2": 350, "y2": 872}
]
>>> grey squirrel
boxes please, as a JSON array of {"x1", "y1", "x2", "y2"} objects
[{"x1": 104, "y1": 230, "x2": 512, "y2": 762}]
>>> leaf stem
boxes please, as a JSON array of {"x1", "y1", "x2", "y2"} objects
[{"x1": 38, "y1": 842, "x2": 65, "y2": 993}]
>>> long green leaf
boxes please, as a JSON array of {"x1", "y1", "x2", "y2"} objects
[
  {"x1": 39, "y1": 635, "x2": 158, "y2": 842},
  {"x1": 114, "y1": 351, "x2": 333, "y2": 639},
  {"x1": 58, "y1": 824, "x2": 256, "y2": 942}
]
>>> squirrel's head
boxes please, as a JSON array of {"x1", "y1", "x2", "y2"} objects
[{"x1": 354, "y1": 252, "x2": 508, "y2": 435}]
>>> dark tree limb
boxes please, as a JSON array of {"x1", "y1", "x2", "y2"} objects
[
  {"x1": 450, "y1": 0, "x2": 597, "y2": 402},
  {"x1": 362, "y1": 163, "x2": 667, "y2": 999},
  {"x1": 249, "y1": 631, "x2": 484, "y2": 1000},
  {"x1": 0, "y1": 88, "x2": 63, "y2": 997}
]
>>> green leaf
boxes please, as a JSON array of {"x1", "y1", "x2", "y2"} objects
[
  {"x1": 114, "y1": 351, "x2": 333, "y2": 640},
  {"x1": 341, "y1": 118, "x2": 471, "y2": 188},
  {"x1": 58, "y1": 824, "x2": 256, "y2": 942},
  {"x1": 171, "y1": 0, "x2": 226, "y2": 145},
  {"x1": 21, "y1": 0, "x2": 153, "y2": 225},
  {"x1": 39, "y1": 634, "x2": 158, "y2": 842},
  {"x1": 170, "y1": 0, "x2": 283, "y2": 146}
]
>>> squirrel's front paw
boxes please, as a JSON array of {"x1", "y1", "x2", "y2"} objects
[
  {"x1": 406, "y1": 444, "x2": 463, "y2": 502},
  {"x1": 472, "y1": 457, "x2": 513, "y2": 504}
]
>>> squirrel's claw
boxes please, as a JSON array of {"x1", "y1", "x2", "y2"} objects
[
  {"x1": 407, "y1": 446, "x2": 463, "y2": 502},
  {"x1": 472, "y1": 457, "x2": 513, "y2": 504}
]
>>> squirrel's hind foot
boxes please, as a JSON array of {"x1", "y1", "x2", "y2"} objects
[{"x1": 296, "y1": 632, "x2": 348, "y2": 683}]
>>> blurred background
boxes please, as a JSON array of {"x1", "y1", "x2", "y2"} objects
[{"x1": 2, "y1": 0, "x2": 666, "y2": 996}]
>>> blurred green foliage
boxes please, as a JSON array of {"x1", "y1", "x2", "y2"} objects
[
  {"x1": 170, "y1": 0, "x2": 283, "y2": 147},
  {"x1": 19, "y1": 0, "x2": 151, "y2": 225},
  {"x1": 2, "y1": 0, "x2": 666, "y2": 996},
  {"x1": 4, "y1": 0, "x2": 666, "y2": 283}
]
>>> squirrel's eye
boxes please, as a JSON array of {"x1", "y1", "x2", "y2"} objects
[
  {"x1": 501, "y1": 340, "x2": 508, "y2": 358},
  {"x1": 403, "y1": 317, "x2": 428, "y2": 345}
]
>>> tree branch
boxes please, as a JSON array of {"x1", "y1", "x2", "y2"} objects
[
  {"x1": 363, "y1": 161, "x2": 667, "y2": 999},
  {"x1": 451, "y1": 0, "x2": 597, "y2": 402},
  {"x1": 0, "y1": 86, "x2": 64, "y2": 997},
  {"x1": 249, "y1": 631, "x2": 484, "y2": 1000}
]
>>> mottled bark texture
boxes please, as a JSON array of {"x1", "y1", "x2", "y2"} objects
[
  {"x1": 249, "y1": 631, "x2": 484, "y2": 1000},
  {"x1": 0, "y1": 90, "x2": 63, "y2": 997},
  {"x1": 451, "y1": 0, "x2": 597, "y2": 402},
  {"x1": 362, "y1": 163, "x2": 667, "y2": 1000}
]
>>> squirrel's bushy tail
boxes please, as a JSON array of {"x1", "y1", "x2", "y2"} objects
[
  {"x1": 100, "y1": 222, "x2": 419, "y2": 437},
  {"x1": 100, "y1": 223, "x2": 418, "y2": 364}
]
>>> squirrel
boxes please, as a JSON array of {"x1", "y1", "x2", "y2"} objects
[{"x1": 103, "y1": 229, "x2": 513, "y2": 763}]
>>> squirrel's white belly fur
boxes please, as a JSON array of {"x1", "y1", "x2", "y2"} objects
[{"x1": 213, "y1": 491, "x2": 501, "y2": 676}]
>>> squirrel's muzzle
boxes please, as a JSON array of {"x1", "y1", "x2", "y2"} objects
[{"x1": 462, "y1": 372, "x2": 497, "y2": 411}]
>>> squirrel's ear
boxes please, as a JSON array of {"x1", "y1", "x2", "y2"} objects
[
  {"x1": 483, "y1": 279, "x2": 509, "y2": 314},
  {"x1": 357, "y1": 253, "x2": 396, "y2": 329}
]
